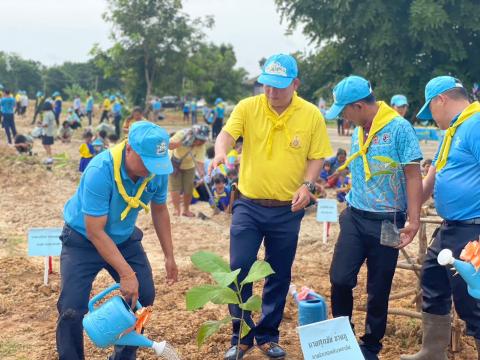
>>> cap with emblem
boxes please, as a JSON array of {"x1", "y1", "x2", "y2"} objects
[
  {"x1": 417, "y1": 76, "x2": 465, "y2": 120},
  {"x1": 257, "y1": 53, "x2": 298, "y2": 89},
  {"x1": 325, "y1": 75, "x2": 373, "y2": 120},
  {"x1": 390, "y1": 94, "x2": 408, "y2": 107},
  {"x1": 128, "y1": 121, "x2": 173, "y2": 175}
]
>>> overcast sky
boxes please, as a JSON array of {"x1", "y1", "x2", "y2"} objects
[{"x1": 0, "y1": 0, "x2": 313, "y2": 76}]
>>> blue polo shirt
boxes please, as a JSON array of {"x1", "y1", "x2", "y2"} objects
[
  {"x1": 112, "y1": 102, "x2": 122, "y2": 115},
  {"x1": 347, "y1": 117, "x2": 423, "y2": 212},
  {"x1": 64, "y1": 149, "x2": 168, "y2": 244},
  {"x1": 434, "y1": 112, "x2": 480, "y2": 220},
  {"x1": 1, "y1": 97, "x2": 16, "y2": 114},
  {"x1": 86, "y1": 97, "x2": 94, "y2": 112}
]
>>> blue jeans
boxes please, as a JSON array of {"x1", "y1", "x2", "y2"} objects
[
  {"x1": 228, "y1": 198, "x2": 304, "y2": 346},
  {"x1": 56, "y1": 225, "x2": 155, "y2": 360},
  {"x1": 2, "y1": 113, "x2": 17, "y2": 144}
]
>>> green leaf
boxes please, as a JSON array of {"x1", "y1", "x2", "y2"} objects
[
  {"x1": 191, "y1": 251, "x2": 231, "y2": 274},
  {"x1": 373, "y1": 155, "x2": 398, "y2": 168},
  {"x1": 240, "y1": 260, "x2": 275, "y2": 286},
  {"x1": 211, "y1": 287, "x2": 239, "y2": 305},
  {"x1": 212, "y1": 269, "x2": 241, "y2": 287},
  {"x1": 196, "y1": 316, "x2": 232, "y2": 347},
  {"x1": 186, "y1": 285, "x2": 222, "y2": 311},
  {"x1": 239, "y1": 295, "x2": 262, "y2": 312},
  {"x1": 240, "y1": 320, "x2": 251, "y2": 339},
  {"x1": 370, "y1": 170, "x2": 394, "y2": 177}
]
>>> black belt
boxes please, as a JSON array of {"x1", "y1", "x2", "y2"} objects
[
  {"x1": 239, "y1": 194, "x2": 292, "y2": 208},
  {"x1": 348, "y1": 205, "x2": 406, "y2": 222},
  {"x1": 445, "y1": 218, "x2": 480, "y2": 226}
]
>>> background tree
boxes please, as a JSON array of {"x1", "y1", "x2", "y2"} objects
[{"x1": 276, "y1": 0, "x2": 480, "y2": 121}]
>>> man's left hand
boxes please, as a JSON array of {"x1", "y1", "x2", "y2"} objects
[
  {"x1": 396, "y1": 221, "x2": 420, "y2": 249},
  {"x1": 165, "y1": 256, "x2": 178, "y2": 285},
  {"x1": 291, "y1": 185, "x2": 312, "y2": 212}
]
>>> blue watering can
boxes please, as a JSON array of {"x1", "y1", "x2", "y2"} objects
[
  {"x1": 438, "y1": 249, "x2": 480, "y2": 299},
  {"x1": 83, "y1": 283, "x2": 180, "y2": 358},
  {"x1": 289, "y1": 284, "x2": 328, "y2": 326}
]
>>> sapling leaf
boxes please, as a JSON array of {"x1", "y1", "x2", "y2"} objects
[
  {"x1": 211, "y1": 287, "x2": 240, "y2": 305},
  {"x1": 373, "y1": 155, "x2": 398, "y2": 168},
  {"x1": 191, "y1": 251, "x2": 231, "y2": 273},
  {"x1": 371, "y1": 170, "x2": 394, "y2": 177},
  {"x1": 239, "y1": 295, "x2": 262, "y2": 312},
  {"x1": 196, "y1": 316, "x2": 232, "y2": 347},
  {"x1": 186, "y1": 285, "x2": 222, "y2": 310},
  {"x1": 212, "y1": 269, "x2": 241, "y2": 287},
  {"x1": 240, "y1": 320, "x2": 251, "y2": 339},
  {"x1": 240, "y1": 260, "x2": 275, "y2": 285}
]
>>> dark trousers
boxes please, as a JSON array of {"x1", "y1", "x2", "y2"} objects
[
  {"x1": 422, "y1": 222, "x2": 480, "y2": 338},
  {"x1": 87, "y1": 110, "x2": 93, "y2": 126},
  {"x1": 56, "y1": 225, "x2": 155, "y2": 360},
  {"x1": 329, "y1": 207, "x2": 405, "y2": 354},
  {"x1": 2, "y1": 113, "x2": 17, "y2": 144},
  {"x1": 212, "y1": 118, "x2": 223, "y2": 139},
  {"x1": 191, "y1": 111, "x2": 197, "y2": 125},
  {"x1": 100, "y1": 110, "x2": 109, "y2": 123},
  {"x1": 114, "y1": 114, "x2": 122, "y2": 138},
  {"x1": 54, "y1": 110, "x2": 61, "y2": 126},
  {"x1": 229, "y1": 198, "x2": 304, "y2": 346}
]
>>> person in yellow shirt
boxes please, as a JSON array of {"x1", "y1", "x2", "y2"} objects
[
  {"x1": 169, "y1": 124, "x2": 209, "y2": 217},
  {"x1": 100, "y1": 95, "x2": 112, "y2": 123},
  {"x1": 210, "y1": 53, "x2": 332, "y2": 360}
]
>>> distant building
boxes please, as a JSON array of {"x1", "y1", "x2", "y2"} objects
[{"x1": 243, "y1": 76, "x2": 264, "y2": 96}]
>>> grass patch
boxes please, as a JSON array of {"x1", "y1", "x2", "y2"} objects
[{"x1": 0, "y1": 340, "x2": 27, "y2": 357}]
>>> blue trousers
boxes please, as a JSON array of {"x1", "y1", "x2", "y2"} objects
[
  {"x1": 2, "y1": 113, "x2": 17, "y2": 144},
  {"x1": 421, "y1": 222, "x2": 480, "y2": 338},
  {"x1": 329, "y1": 207, "x2": 405, "y2": 354},
  {"x1": 228, "y1": 198, "x2": 304, "y2": 346},
  {"x1": 56, "y1": 225, "x2": 155, "y2": 360}
]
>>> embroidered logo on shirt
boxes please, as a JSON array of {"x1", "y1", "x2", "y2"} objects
[
  {"x1": 156, "y1": 142, "x2": 168, "y2": 156},
  {"x1": 265, "y1": 61, "x2": 287, "y2": 77},
  {"x1": 372, "y1": 135, "x2": 379, "y2": 145},
  {"x1": 382, "y1": 133, "x2": 391, "y2": 144},
  {"x1": 290, "y1": 135, "x2": 301, "y2": 148},
  {"x1": 454, "y1": 137, "x2": 462, "y2": 148}
]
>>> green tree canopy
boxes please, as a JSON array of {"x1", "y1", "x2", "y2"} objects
[{"x1": 276, "y1": 0, "x2": 480, "y2": 119}]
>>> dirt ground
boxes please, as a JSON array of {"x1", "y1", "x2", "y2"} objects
[{"x1": 0, "y1": 106, "x2": 477, "y2": 359}]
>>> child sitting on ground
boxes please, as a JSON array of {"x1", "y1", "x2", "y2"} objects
[
  {"x1": 14, "y1": 134, "x2": 34, "y2": 155},
  {"x1": 212, "y1": 173, "x2": 230, "y2": 213},
  {"x1": 57, "y1": 121, "x2": 73, "y2": 143},
  {"x1": 335, "y1": 169, "x2": 351, "y2": 203},
  {"x1": 79, "y1": 130, "x2": 94, "y2": 172},
  {"x1": 422, "y1": 159, "x2": 432, "y2": 178},
  {"x1": 319, "y1": 160, "x2": 331, "y2": 183},
  {"x1": 66, "y1": 108, "x2": 81, "y2": 129},
  {"x1": 227, "y1": 168, "x2": 238, "y2": 188}
]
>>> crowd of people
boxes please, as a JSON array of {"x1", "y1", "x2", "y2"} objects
[{"x1": 2, "y1": 51, "x2": 479, "y2": 360}]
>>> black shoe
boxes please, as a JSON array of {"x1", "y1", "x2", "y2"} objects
[
  {"x1": 360, "y1": 345, "x2": 379, "y2": 360},
  {"x1": 224, "y1": 345, "x2": 253, "y2": 360},
  {"x1": 258, "y1": 342, "x2": 286, "y2": 359}
]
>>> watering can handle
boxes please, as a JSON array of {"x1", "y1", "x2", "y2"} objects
[{"x1": 88, "y1": 283, "x2": 143, "y2": 313}]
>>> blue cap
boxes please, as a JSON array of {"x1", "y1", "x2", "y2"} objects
[
  {"x1": 110, "y1": 95, "x2": 116, "y2": 101},
  {"x1": 257, "y1": 54, "x2": 298, "y2": 89},
  {"x1": 215, "y1": 97, "x2": 223, "y2": 105},
  {"x1": 128, "y1": 121, "x2": 173, "y2": 175},
  {"x1": 325, "y1": 75, "x2": 372, "y2": 120},
  {"x1": 390, "y1": 94, "x2": 408, "y2": 107},
  {"x1": 417, "y1": 76, "x2": 464, "y2": 120}
]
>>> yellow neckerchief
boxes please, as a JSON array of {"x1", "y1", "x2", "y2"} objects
[
  {"x1": 111, "y1": 141, "x2": 155, "y2": 221},
  {"x1": 261, "y1": 92, "x2": 301, "y2": 157},
  {"x1": 436, "y1": 101, "x2": 480, "y2": 172},
  {"x1": 337, "y1": 101, "x2": 399, "y2": 181}
]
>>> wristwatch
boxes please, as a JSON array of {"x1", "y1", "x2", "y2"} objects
[{"x1": 303, "y1": 181, "x2": 316, "y2": 194}]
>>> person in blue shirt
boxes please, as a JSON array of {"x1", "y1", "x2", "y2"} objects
[
  {"x1": 85, "y1": 91, "x2": 94, "y2": 126},
  {"x1": 211, "y1": 173, "x2": 230, "y2": 212},
  {"x1": 390, "y1": 94, "x2": 409, "y2": 118},
  {"x1": 402, "y1": 77, "x2": 480, "y2": 360},
  {"x1": 56, "y1": 121, "x2": 178, "y2": 360},
  {"x1": 325, "y1": 76, "x2": 423, "y2": 360},
  {"x1": 190, "y1": 99, "x2": 197, "y2": 125},
  {"x1": 112, "y1": 99, "x2": 123, "y2": 138},
  {"x1": 182, "y1": 101, "x2": 190, "y2": 122},
  {"x1": 1, "y1": 89, "x2": 17, "y2": 144},
  {"x1": 53, "y1": 91, "x2": 62, "y2": 126},
  {"x1": 213, "y1": 97, "x2": 225, "y2": 139}
]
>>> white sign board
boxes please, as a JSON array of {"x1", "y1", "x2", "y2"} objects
[
  {"x1": 297, "y1": 316, "x2": 364, "y2": 360},
  {"x1": 28, "y1": 228, "x2": 62, "y2": 256},
  {"x1": 316, "y1": 199, "x2": 338, "y2": 223}
]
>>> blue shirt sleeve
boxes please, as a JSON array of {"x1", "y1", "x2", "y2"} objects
[
  {"x1": 81, "y1": 166, "x2": 112, "y2": 216},
  {"x1": 395, "y1": 120, "x2": 423, "y2": 163},
  {"x1": 151, "y1": 175, "x2": 168, "y2": 205},
  {"x1": 466, "y1": 118, "x2": 480, "y2": 164}
]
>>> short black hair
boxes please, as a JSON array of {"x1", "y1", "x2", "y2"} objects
[
  {"x1": 213, "y1": 173, "x2": 227, "y2": 184},
  {"x1": 83, "y1": 130, "x2": 93, "y2": 139},
  {"x1": 43, "y1": 101, "x2": 53, "y2": 111},
  {"x1": 108, "y1": 134, "x2": 119, "y2": 142},
  {"x1": 444, "y1": 87, "x2": 469, "y2": 101},
  {"x1": 337, "y1": 148, "x2": 347, "y2": 157},
  {"x1": 132, "y1": 106, "x2": 143, "y2": 114},
  {"x1": 4, "y1": 89, "x2": 10, "y2": 95},
  {"x1": 358, "y1": 93, "x2": 376, "y2": 104},
  {"x1": 62, "y1": 121, "x2": 70, "y2": 127},
  {"x1": 206, "y1": 146, "x2": 215, "y2": 159},
  {"x1": 227, "y1": 168, "x2": 238, "y2": 176},
  {"x1": 99, "y1": 130, "x2": 107, "y2": 139},
  {"x1": 423, "y1": 159, "x2": 433, "y2": 166}
]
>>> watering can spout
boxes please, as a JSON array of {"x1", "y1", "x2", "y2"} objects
[
  {"x1": 438, "y1": 249, "x2": 480, "y2": 299},
  {"x1": 114, "y1": 331, "x2": 154, "y2": 347}
]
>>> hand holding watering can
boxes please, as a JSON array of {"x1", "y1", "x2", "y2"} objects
[{"x1": 83, "y1": 283, "x2": 180, "y2": 359}]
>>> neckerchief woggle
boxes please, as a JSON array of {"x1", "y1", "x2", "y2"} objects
[
  {"x1": 111, "y1": 141, "x2": 155, "y2": 221},
  {"x1": 435, "y1": 101, "x2": 480, "y2": 172},
  {"x1": 337, "y1": 101, "x2": 398, "y2": 181}
]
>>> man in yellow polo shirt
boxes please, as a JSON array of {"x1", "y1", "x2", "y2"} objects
[{"x1": 211, "y1": 53, "x2": 332, "y2": 360}]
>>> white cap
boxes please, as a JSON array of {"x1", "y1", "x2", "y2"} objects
[{"x1": 437, "y1": 249, "x2": 455, "y2": 266}]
